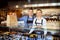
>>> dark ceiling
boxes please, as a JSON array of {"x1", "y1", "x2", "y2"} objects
[
  {"x1": 0, "y1": 0, "x2": 27, "y2": 8},
  {"x1": 0, "y1": 0, "x2": 60, "y2": 8},
  {"x1": 0, "y1": 0, "x2": 8, "y2": 8}
]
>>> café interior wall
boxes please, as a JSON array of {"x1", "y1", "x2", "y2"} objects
[
  {"x1": 22, "y1": 8, "x2": 60, "y2": 15},
  {"x1": 22, "y1": 8, "x2": 60, "y2": 30}
]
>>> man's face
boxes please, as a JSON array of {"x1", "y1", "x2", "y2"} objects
[
  {"x1": 28, "y1": 10, "x2": 33, "y2": 16},
  {"x1": 36, "y1": 11, "x2": 42, "y2": 17}
]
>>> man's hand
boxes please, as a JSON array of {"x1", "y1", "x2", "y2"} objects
[{"x1": 37, "y1": 26, "x2": 41, "y2": 28}]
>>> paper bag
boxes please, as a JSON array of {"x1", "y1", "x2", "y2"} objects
[{"x1": 7, "y1": 13, "x2": 18, "y2": 28}]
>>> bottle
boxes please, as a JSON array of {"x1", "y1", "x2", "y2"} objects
[{"x1": 45, "y1": 35, "x2": 53, "y2": 40}]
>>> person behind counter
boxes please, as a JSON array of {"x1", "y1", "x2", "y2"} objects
[
  {"x1": 18, "y1": 8, "x2": 35, "y2": 28},
  {"x1": 29, "y1": 9, "x2": 47, "y2": 35}
]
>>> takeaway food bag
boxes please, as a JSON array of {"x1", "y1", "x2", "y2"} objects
[{"x1": 7, "y1": 13, "x2": 18, "y2": 28}]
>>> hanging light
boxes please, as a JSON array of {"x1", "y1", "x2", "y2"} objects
[
  {"x1": 16, "y1": 5, "x2": 19, "y2": 8},
  {"x1": 23, "y1": 3, "x2": 60, "y2": 7}
]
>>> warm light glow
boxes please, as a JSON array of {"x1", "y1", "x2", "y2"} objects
[
  {"x1": 16, "y1": 5, "x2": 19, "y2": 8},
  {"x1": 23, "y1": 3, "x2": 60, "y2": 7},
  {"x1": 24, "y1": 5, "x2": 27, "y2": 7}
]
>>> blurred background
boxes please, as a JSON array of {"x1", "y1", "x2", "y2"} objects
[
  {"x1": 0, "y1": 0, "x2": 60, "y2": 29},
  {"x1": 0, "y1": 0, "x2": 60, "y2": 40}
]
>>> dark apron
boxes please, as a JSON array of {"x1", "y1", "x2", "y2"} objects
[
  {"x1": 27, "y1": 16, "x2": 34, "y2": 28},
  {"x1": 35, "y1": 19, "x2": 43, "y2": 26}
]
